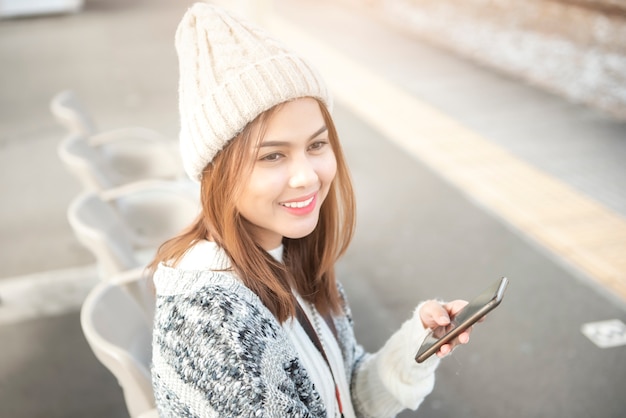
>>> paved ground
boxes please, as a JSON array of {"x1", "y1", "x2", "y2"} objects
[{"x1": 0, "y1": 0, "x2": 625, "y2": 417}]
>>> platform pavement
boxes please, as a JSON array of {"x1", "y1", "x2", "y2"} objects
[{"x1": 0, "y1": 0, "x2": 625, "y2": 417}]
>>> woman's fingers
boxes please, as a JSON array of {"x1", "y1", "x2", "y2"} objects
[
  {"x1": 444, "y1": 299, "x2": 469, "y2": 316},
  {"x1": 420, "y1": 300, "x2": 451, "y2": 328}
]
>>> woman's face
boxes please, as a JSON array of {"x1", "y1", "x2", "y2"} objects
[{"x1": 237, "y1": 98, "x2": 337, "y2": 250}]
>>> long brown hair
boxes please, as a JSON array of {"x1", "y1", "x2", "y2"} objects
[{"x1": 149, "y1": 98, "x2": 356, "y2": 322}]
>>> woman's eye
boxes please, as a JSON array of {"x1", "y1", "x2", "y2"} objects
[
  {"x1": 260, "y1": 152, "x2": 282, "y2": 162},
  {"x1": 309, "y1": 140, "x2": 328, "y2": 151}
]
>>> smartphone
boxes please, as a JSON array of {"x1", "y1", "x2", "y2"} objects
[{"x1": 415, "y1": 277, "x2": 509, "y2": 363}]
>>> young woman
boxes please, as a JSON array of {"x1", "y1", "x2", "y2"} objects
[{"x1": 150, "y1": 3, "x2": 471, "y2": 417}]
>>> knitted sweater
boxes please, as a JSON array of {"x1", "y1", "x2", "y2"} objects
[{"x1": 152, "y1": 242, "x2": 440, "y2": 417}]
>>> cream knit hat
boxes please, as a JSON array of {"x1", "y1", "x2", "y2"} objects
[{"x1": 176, "y1": 2, "x2": 332, "y2": 181}]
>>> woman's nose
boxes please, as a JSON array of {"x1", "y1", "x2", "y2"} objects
[{"x1": 288, "y1": 156, "x2": 318, "y2": 188}]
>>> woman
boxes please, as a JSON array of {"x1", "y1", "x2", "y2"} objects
[{"x1": 150, "y1": 3, "x2": 470, "y2": 417}]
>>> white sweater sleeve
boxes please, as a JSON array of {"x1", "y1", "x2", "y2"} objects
[{"x1": 352, "y1": 303, "x2": 440, "y2": 417}]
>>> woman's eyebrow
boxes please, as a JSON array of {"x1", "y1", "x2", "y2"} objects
[
  {"x1": 308, "y1": 125, "x2": 328, "y2": 140},
  {"x1": 259, "y1": 125, "x2": 328, "y2": 148}
]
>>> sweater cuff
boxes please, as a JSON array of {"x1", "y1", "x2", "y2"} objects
[{"x1": 355, "y1": 303, "x2": 440, "y2": 415}]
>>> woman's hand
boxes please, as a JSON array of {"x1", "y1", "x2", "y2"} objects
[{"x1": 419, "y1": 299, "x2": 472, "y2": 358}]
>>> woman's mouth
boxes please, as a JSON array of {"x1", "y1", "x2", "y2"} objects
[
  {"x1": 279, "y1": 193, "x2": 317, "y2": 214},
  {"x1": 280, "y1": 195, "x2": 314, "y2": 209}
]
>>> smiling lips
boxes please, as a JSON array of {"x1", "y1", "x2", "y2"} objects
[{"x1": 279, "y1": 193, "x2": 317, "y2": 214}]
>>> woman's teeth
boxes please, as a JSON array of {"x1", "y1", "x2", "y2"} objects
[{"x1": 281, "y1": 196, "x2": 314, "y2": 208}]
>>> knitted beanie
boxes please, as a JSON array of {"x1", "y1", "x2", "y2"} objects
[{"x1": 175, "y1": 2, "x2": 332, "y2": 181}]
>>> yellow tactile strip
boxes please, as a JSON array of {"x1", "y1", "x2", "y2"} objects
[{"x1": 270, "y1": 18, "x2": 626, "y2": 302}]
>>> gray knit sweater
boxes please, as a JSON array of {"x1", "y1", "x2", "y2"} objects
[{"x1": 152, "y1": 244, "x2": 439, "y2": 417}]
